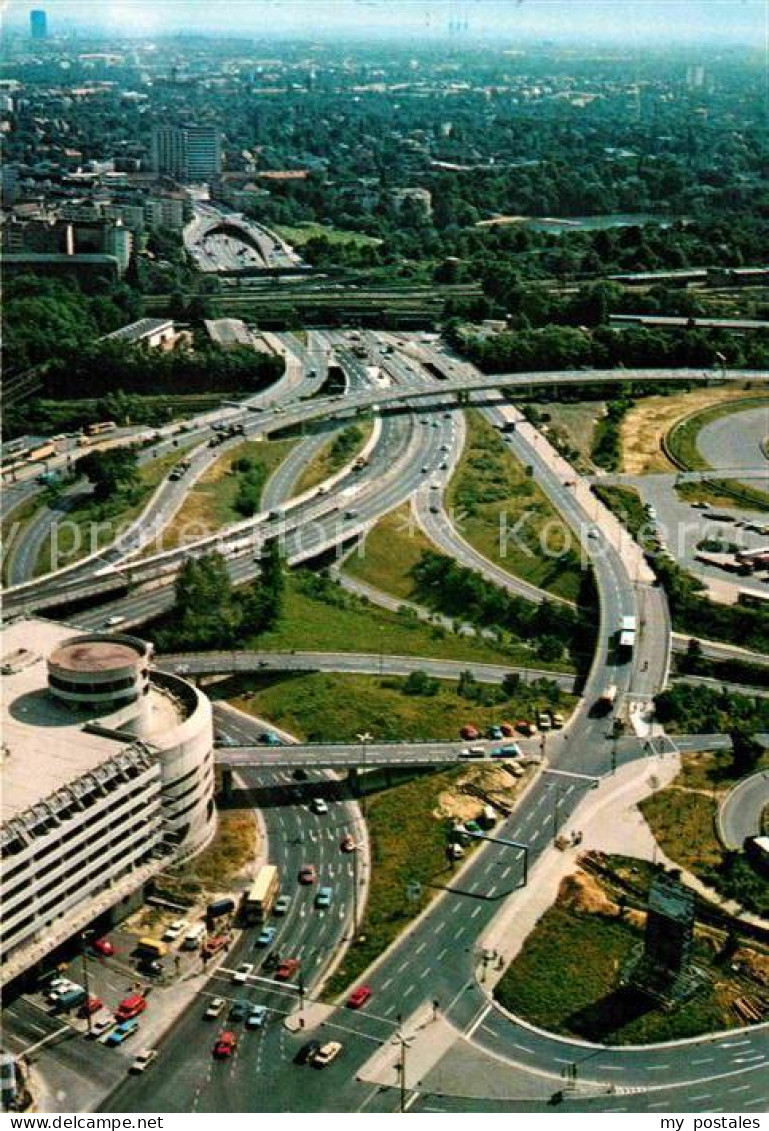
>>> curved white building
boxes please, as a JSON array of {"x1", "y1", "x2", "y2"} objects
[{"x1": 1, "y1": 619, "x2": 216, "y2": 986}]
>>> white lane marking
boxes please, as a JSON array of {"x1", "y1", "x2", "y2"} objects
[
  {"x1": 396, "y1": 960, "x2": 410, "y2": 974},
  {"x1": 403, "y1": 983, "x2": 416, "y2": 997},
  {"x1": 465, "y1": 1004, "x2": 492, "y2": 1039},
  {"x1": 381, "y1": 978, "x2": 393, "y2": 991},
  {"x1": 470, "y1": 906, "x2": 481, "y2": 919},
  {"x1": 403, "y1": 1093, "x2": 420, "y2": 1112},
  {"x1": 500, "y1": 866, "x2": 512, "y2": 880},
  {"x1": 414, "y1": 942, "x2": 426, "y2": 956},
  {"x1": 436, "y1": 948, "x2": 449, "y2": 962}
]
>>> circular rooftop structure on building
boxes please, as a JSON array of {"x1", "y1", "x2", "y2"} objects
[{"x1": 49, "y1": 638, "x2": 145, "y2": 674}]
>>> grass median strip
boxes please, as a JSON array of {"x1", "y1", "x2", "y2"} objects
[
  {"x1": 447, "y1": 410, "x2": 583, "y2": 602},
  {"x1": 294, "y1": 421, "x2": 374, "y2": 496},
  {"x1": 344, "y1": 502, "x2": 436, "y2": 600},
  {"x1": 155, "y1": 436, "x2": 297, "y2": 551}
]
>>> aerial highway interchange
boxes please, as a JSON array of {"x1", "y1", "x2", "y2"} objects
[{"x1": 3, "y1": 324, "x2": 768, "y2": 1116}]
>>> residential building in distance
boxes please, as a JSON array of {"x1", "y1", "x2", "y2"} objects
[
  {"x1": 0, "y1": 619, "x2": 217, "y2": 989},
  {"x1": 151, "y1": 123, "x2": 222, "y2": 183}
]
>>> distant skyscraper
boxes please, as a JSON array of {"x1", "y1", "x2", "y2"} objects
[
  {"x1": 686, "y1": 65, "x2": 706, "y2": 90},
  {"x1": 30, "y1": 9, "x2": 47, "y2": 40},
  {"x1": 151, "y1": 124, "x2": 221, "y2": 183}
]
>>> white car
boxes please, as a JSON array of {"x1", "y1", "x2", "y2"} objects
[
  {"x1": 232, "y1": 962, "x2": 254, "y2": 985},
  {"x1": 204, "y1": 997, "x2": 226, "y2": 1020},
  {"x1": 162, "y1": 919, "x2": 188, "y2": 942},
  {"x1": 312, "y1": 1040, "x2": 343, "y2": 1068},
  {"x1": 88, "y1": 1013, "x2": 116, "y2": 1040},
  {"x1": 310, "y1": 798, "x2": 328, "y2": 815},
  {"x1": 129, "y1": 1049, "x2": 158, "y2": 1074}
]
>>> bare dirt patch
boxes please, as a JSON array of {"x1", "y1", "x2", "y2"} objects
[{"x1": 621, "y1": 387, "x2": 757, "y2": 475}]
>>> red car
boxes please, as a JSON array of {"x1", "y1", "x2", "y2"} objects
[
  {"x1": 499, "y1": 722, "x2": 515, "y2": 737},
  {"x1": 298, "y1": 864, "x2": 317, "y2": 885},
  {"x1": 275, "y1": 958, "x2": 300, "y2": 982},
  {"x1": 91, "y1": 938, "x2": 115, "y2": 957},
  {"x1": 213, "y1": 1030, "x2": 238, "y2": 1059},
  {"x1": 460, "y1": 725, "x2": 479, "y2": 740},
  {"x1": 346, "y1": 985, "x2": 372, "y2": 1010},
  {"x1": 115, "y1": 994, "x2": 147, "y2": 1023},
  {"x1": 78, "y1": 995, "x2": 103, "y2": 1018}
]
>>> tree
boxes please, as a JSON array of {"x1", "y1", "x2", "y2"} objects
[
  {"x1": 170, "y1": 552, "x2": 241, "y2": 650},
  {"x1": 403, "y1": 670, "x2": 438, "y2": 697},
  {"x1": 729, "y1": 728, "x2": 763, "y2": 776},
  {"x1": 537, "y1": 635, "x2": 564, "y2": 663},
  {"x1": 76, "y1": 445, "x2": 139, "y2": 501}
]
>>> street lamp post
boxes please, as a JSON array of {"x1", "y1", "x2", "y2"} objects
[
  {"x1": 392, "y1": 1030, "x2": 414, "y2": 1113},
  {"x1": 80, "y1": 931, "x2": 94, "y2": 1037}
]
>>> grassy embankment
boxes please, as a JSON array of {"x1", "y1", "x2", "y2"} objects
[
  {"x1": 33, "y1": 443, "x2": 199, "y2": 577},
  {"x1": 665, "y1": 395, "x2": 769, "y2": 512},
  {"x1": 640, "y1": 748, "x2": 769, "y2": 919},
  {"x1": 152, "y1": 437, "x2": 297, "y2": 553},
  {"x1": 447, "y1": 410, "x2": 583, "y2": 603},
  {"x1": 239, "y1": 569, "x2": 569, "y2": 669},
  {"x1": 293, "y1": 421, "x2": 375, "y2": 495},
  {"x1": 495, "y1": 858, "x2": 767, "y2": 1044},
  {"x1": 223, "y1": 670, "x2": 576, "y2": 744},
  {"x1": 275, "y1": 222, "x2": 383, "y2": 249}
]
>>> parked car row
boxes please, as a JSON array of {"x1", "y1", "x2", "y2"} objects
[{"x1": 459, "y1": 713, "x2": 564, "y2": 741}]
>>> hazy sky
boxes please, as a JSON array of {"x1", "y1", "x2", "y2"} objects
[{"x1": 3, "y1": 0, "x2": 766, "y2": 45}]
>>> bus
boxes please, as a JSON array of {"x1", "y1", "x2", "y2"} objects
[{"x1": 242, "y1": 865, "x2": 280, "y2": 924}]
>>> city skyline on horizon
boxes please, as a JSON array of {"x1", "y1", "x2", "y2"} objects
[{"x1": 3, "y1": 0, "x2": 766, "y2": 46}]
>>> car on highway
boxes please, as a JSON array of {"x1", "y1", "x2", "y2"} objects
[
  {"x1": 294, "y1": 1040, "x2": 322, "y2": 1065},
  {"x1": 162, "y1": 919, "x2": 188, "y2": 942},
  {"x1": 88, "y1": 1014, "x2": 116, "y2": 1040},
  {"x1": 103, "y1": 615, "x2": 126, "y2": 629},
  {"x1": 340, "y1": 834, "x2": 356, "y2": 853},
  {"x1": 310, "y1": 797, "x2": 329, "y2": 815},
  {"x1": 78, "y1": 995, "x2": 103, "y2": 1019},
  {"x1": 214, "y1": 732, "x2": 236, "y2": 747},
  {"x1": 91, "y1": 937, "x2": 115, "y2": 957},
  {"x1": 129, "y1": 1049, "x2": 158, "y2": 1074},
  {"x1": 255, "y1": 926, "x2": 277, "y2": 947},
  {"x1": 275, "y1": 958, "x2": 300, "y2": 982},
  {"x1": 491, "y1": 743, "x2": 522, "y2": 758},
  {"x1": 315, "y1": 886, "x2": 333, "y2": 909},
  {"x1": 204, "y1": 997, "x2": 226, "y2": 1020},
  {"x1": 232, "y1": 962, "x2": 254, "y2": 984},
  {"x1": 346, "y1": 985, "x2": 372, "y2": 1010},
  {"x1": 311, "y1": 1040, "x2": 343, "y2": 1068},
  {"x1": 429, "y1": 505, "x2": 440, "y2": 514},
  {"x1": 246, "y1": 1005, "x2": 268, "y2": 1030},
  {"x1": 213, "y1": 1031, "x2": 238, "y2": 1059},
  {"x1": 104, "y1": 1019, "x2": 139, "y2": 1047},
  {"x1": 273, "y1": 894, "x2": 292, "y2": 915},
  {"x1": 298, "y1": 864, "x2": 317, "y2": 884},
  {"x1": 258, "y1": 730, "x2": 282, "y2": 746},
  {"x1": 229, "y1": 999, "x2": 250, "y2": 1023}
]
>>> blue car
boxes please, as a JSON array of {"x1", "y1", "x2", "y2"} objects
[
  {"x1": 258, "y1": 731, "x2": 282, "y2": 747},
  {"x1": 487, "y1": 726, "x2": 503, "y2": 740},
  {"x1": 104, "y1": 1019, "x2": 139, "y2": 1047},
  {"x1": 246, "y1": 1005, "x2": 268, "y2": 1030},
  {"x1": 315, "y1": 886, "x2": 333, "y2": 909},
  {"x1": 255, "y1": 926, "x2": 277, "y2": 947},
  {"x1": 229, "y1": 999, "x2": 250, "y2": 1023}
]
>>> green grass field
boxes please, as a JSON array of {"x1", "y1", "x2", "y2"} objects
[
  {"x1": 447, "y1": 411, "x2": 583, "y2": 602},
  {"x1": 243, "y1": 571, "x2": 567, "y2": 670},
  {"x1": 276, "y1": 222, "x2": 383, "y2": 249},
  {"x1": 344, "y1": 502, "x2": 436, "y2": 600},
  {"x1": 224, "y1": 670, "x2": 575, "y2": 743},
  {"x1": 34, "y1": 443, "x2": 199, "y2": 576},
  {"x1": 294, "y1": 421, "x2": 375, "y2": 495},
  {"x1": 494, "y1": 895, "x2": 751, "y2": 1044}
]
